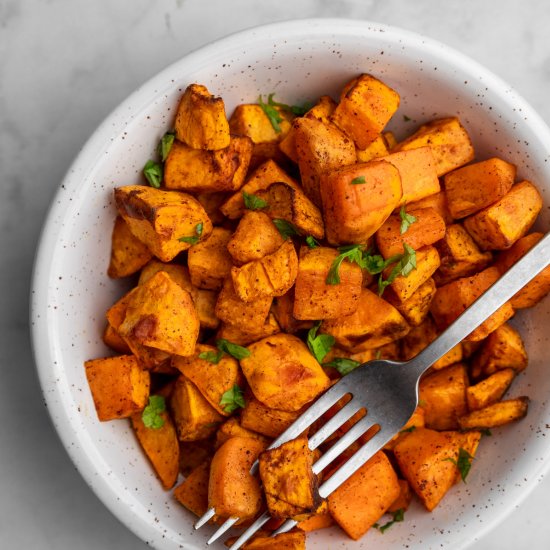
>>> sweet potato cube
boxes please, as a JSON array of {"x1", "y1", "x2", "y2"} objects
[
  {"x1": 430, "y1": 267, "x2": 515, "y2": 341},
  {"x1": 118, "y1": 271, "x2": 200, "y2": 357},
  {"x1": 208, "y1": 436, "x2": 264, "y2": 520},
  {"x1": 172, "y1": 345, "x2": 243, "y2": 416},
  {"x1": 407, "y1": 190, "x2": 454, "y2": 225},
  {"x1": 102, "y1": 323, "x2": 131, "y2": 354},
  {"x1": 85, "y1": 355, "x2": 150, "y2": 421},
  {"x1": 320, "y1": 160, "x2": 402, "y2": 245},
  {"x1": 227, "y1": 211, "x2": 284, "y2": 265},
  {"x1": 242, "y1": 530, "x2": 306, "y2": 549},
  {"x1": 293, "y1": 246, "x2": 363, "y2": 320},
  {"x1": 470, "y1": 323, "x2": 528, "y2": 378},
  {"x1": 418, "y1": 363, "x2": 469, "y2": 430},
  {"x1": 376, "y1": 207, "x2": 446, "y2": 259},
  {"x1": 174, "y1": 461, "x2": 210, "y2": 518},
  {"x1": 170, "y1": 375, "x2": 224, "y2": 441},
  {"x1": 388, "y1": 479, "x2": 414, "y2": 513},
  {"x1": 458, "y1": 397, "x2": 529, "y2": 430},
  {"x1": 463, "y1": 181, "x2": 543, "y2": 250},
  {"x1": 387, "y1": 277, "x2": 436, "y2": 327},
  {"x1": 328, "y1": 451, "x2": 401, "y2": 540},
  {"x1": 434, "y1": 223, "x2": 493, "y2": 285},
  {"x1": 114, "y1": 185, "x2": 213, "y2": 262},
  {"x1": 383, "y1": 245, "x2": 440, "y2": 303},
  {"x1": 240, "y1": 333, "x2": 330, "y2": 412},
  {"x1": 381, "y1": 147, "x2": 440, "y2": 205},
  {"x1": 393, "y1": 428, "x2": 461, "y2": 511},
  {"x1": 178, "y1": 439, "x2": 215, "y2": 477},
  {"x1": 256, "y1": 182, "x2": 325, "y2": 239},
  {"x1": 241, "y1": 397, "x2": 301, "y2": 438},
  {"x1": 393, "y1": 117, "x2": 474, "y2": 176},
  {"x1": 216, "y1": 313, "x2": 281, "y2": 346},
  {"x1": 384, "y1": 407, "x2": 426, "y2": 451},
  {"x1": 130, "y1": 406, "x2": 179, "y2": 489},
  {"x1": 443, "y1": 157, "x2": 516, "y2": 218},
  {"x1": 229, "y1": 103, "x2": 293, "y2": 144},
  {"x1": 107, "y1": 216, "x2": 153, "y2": 278},
  {"x1": 271, "y1": 289, "x2": 314, "y2": 334},
  {"x1": 297, "y1": 501, "x2": 334, "y2": 532},
  {"x1": 188, "y1": 227, "x2": 233, "y2": 290},
  {"x1": 231, "y1": 240, "x2": 298, "y2": 302},
  {"x1": 321, "y1": 288, "x2": 409, "y2": 351},
  {"x1": 164, "y1": 136, "x2": 252, "y2": 192},
  {"x1": 220, "y1": 159, "x2": 300, "y2": 219},
  {"x1": 259, "y1": 436, "x2": 320, "y2": 519},
  {"x1": 174, "y1": 83, "x2": 230, "y2": 150},
  {"x1": 293, "y1": 116, "x2": 356, "y2": 206},
  {"x1": 494, "y1": 232, "x2": 550, "y2": 308},
  {"x1": 331, "y1": 73, "x2": 400, "y2": 150},
  {"x1": 215, "y1": 417, "x2": 269, "y2": 449},
  {"x1": 356, "y1": 135, "x2": 390, "y2": 162},
  {"x1": 466, "y1": 369, "x2": 516, "y2": 411}
]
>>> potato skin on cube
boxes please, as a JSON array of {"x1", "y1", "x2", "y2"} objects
[
  {"x1": 331, "y1": 73, "x2": 400, "y2": 150},
  {"x1": 240, "y1": 333, "x2": 330, "y2": 412},
  {"x1": 387, "y1": 277, "x2": 436, "y2": 327},
  {"x1": 114, "y1": 185, "x2": 213, "y2": 262},
  {"x1": 458, "y1": 397, "x2": 529, "y2": 430},
  {"x1": 320, "y1": 160, "x2": 402, "y2": 245},
  {"x1": 175, "y1": 83, "x2": 230, "y2": 150},
  {"x1": 466, "y1": 368, "x2": 516, "y2": 411},
  {"x1": 85, "y1": 355, "x2": 150, "y2": 421}
]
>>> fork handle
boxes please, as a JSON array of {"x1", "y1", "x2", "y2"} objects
[{"x1": 409, "y1": 232, "x2": 550, "y2": 378}]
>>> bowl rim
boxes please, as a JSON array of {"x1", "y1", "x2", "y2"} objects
[{"x1": 30, "y1": 16, "x2": 550, "y2": 550}]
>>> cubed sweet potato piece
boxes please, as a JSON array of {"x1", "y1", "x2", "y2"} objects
[
  {"x1": 107, "y1": 216, "x2": 153, "y2": 278},
  {"x1": 297, "y1": 502, "x2": 334, "y2": 532},
  {"x1": 188, "y1": 227, "x2": 233, "y2": 290},
  {"x1": 227, "y1": 211, "x2": 284, "y2": 265},
  {"x1": 320, "y1": 160, "x2": 402, "y2": 245},
  {"x1": 208, "y1": 436, "x2": 264, "y2": 520},
  {"x1": 321, "y1": 288, "x2": 410, "y2": 351},
  {"x1": 466, "y1": 369, "x2": 516, "y2": 411},
  {"x1": 240, "y1": 333, "x2": 330, "y2": 412},
  {"x1": 443, "y1": 157, "x2": 516, "y2": 219},
  {"x1": 215, "y1": 417, "x2": 269, "y2": 449},
  {"x1": 393, "y1": 428, "x2": 462, "y2": 511},
  {"x1": 494, "y1": 232, "x2": 550, "y2": 308},
  {"x1": 463, "y1": 181, "x2": 543, "y2": 250},
  {"x1": 231, "y1": 240, "x2": 298, "y2": 302},
  {"x1": 328, "y1": 451, "x2": 401, "y2": 540},
  {"x1": 175, "y1": 83, "x2": 230, "y2": 150},
  {"x1": 434, "y1": 223, "x2": 493, "y2": 285},
  {"x1": 387, "y1": 479, "x2": 413, "y2": 513},
  {"x1": 458, "y1": 397, "x2": 529, "y2": 430},
  {"x1": 174, "y1": 461, "x2": 210, "y2": 518},
  {"x1": 229, "y1": 103, "x2": 293, "y2": 143},
  {"x1": 170, "y1": 375, "x2": 224, "y2": 441},
  {"x1": 376, "y1": 207, "x2": 446, "y2": 259},
  {"x1": 259, "y1": 436, "x2": 320, "y2": 519},
  {"x1": 407, "y1": 190, "x2": 454, "y2": 225},
  {"x1": 430, "y1": 267, "x2": 515, "y2": 341},
  {"x1": 195, "y1": 191, "x2": 227, "y2": 225},
  {"x1": 384, "y1": 407, "x2": 426, "y2": 452},
  {"x1": 178, "y1": 439, "x2": 215, "y2": 477},
  {"x1": 271, "y1": 289, "x2": 314, "y2": 334},
  {"x1": 242, "y1": 530, "x2": 306, "y2": 549},
  {"x1": 118, "y1": 271, "x2": 199, "y2": 357},
  {"x1": 293, "y1": 116, "x2": 356, "y2": 206},
  {"x1": 220, "y1": 159, "x2": 300, "y2": 219},
  {"x1": 331, "y1": 73, "x2": 400, "y2": 150},
  {"x1": 356, "y1": 135, "x2": 390, "y2": 162},
  {"x1": 241, "y1": 397, "x2": 302, "y2": 438},
  {"x1": 387, "y1": 277, "x2": 436, "y2": 327},
  {"x1": 85, "y1": 355, "x2": 150, "y2": 421},
  {"x1": 130, "y1": 406, "x2": 179, "y2": 489},
  {"x1": 102, "y1": 323, "x2": 131, "y2": 354},
  {"x1": 381, "y1": 147, "x2": 440, "y2": 205},
  {"x1": 393, "y1": 117, "x2": 474, "y2": 176},
  {"x1": 256, "y1": 182, "x2": 325, "y2": 239},
  {"x1": 216, "y1": 313, "x2": 281, "y2": 346},
  {"x1": 114, "y1": 185, "x2": 213, "y2": 262},
  {"x1": 293, "y1": 246, "x2": 363, "y2": 320},
  {"x1": 419, "y1": 363, "x2": 469, "y2": 430},
  {"x1": 164, "y1": 136, "x2": 252, "y2": 192}
]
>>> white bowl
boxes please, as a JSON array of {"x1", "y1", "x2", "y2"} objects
[{"x1": 31, "y1": 18, "x2": 550, "y2": 550}]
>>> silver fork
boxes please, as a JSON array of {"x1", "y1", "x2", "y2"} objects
[{"x1": 197, "y1": 232, "x2": 550, "y2": 549}]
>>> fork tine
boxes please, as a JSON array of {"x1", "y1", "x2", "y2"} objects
[
  {"x1": 194, "y1": 506, "x2": 216, "y2": 529},
  {"x1": 227, "y1": 510, "x2": 271, "y2": 550},
  {"x1": 206, "y1": 516, "x2": 239, "y2": 545},
  {"x1": 271, "y1": 518, "x2": 297, "y2": 536}
]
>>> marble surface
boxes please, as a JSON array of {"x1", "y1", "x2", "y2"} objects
[{"x1": 2, "y1": 0, "x2": 550, "y2": 548}]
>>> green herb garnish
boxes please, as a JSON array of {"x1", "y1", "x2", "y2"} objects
[
  {"x1": 480, "y1": 428, "x2": 492, "y2": 437},
  {"x1": 216, "y1": 339, "x2": 251, "y2": 360},
  {"x1": 267, "y1": 94, "x2": 313, "y2": 116},
  {"x1": 243, "y1": 191, "x2": 268, "y2": 211},
  {"x1": 377, "y1": 243, "x2": 417, "y2": 295},
  {"x1": 258, "y1": 94, "x2": 284, "y2": 133},
  {"x1": 399, "y1": 205, "x2": 417, "y2": 234},
  {"x1": 141, "y1": 395, "x2": 166, "y2": 429},
  {"x1": 143, "y1": 160, "x2": 163, "y2": 188},
  {"x1": 324, "y1": 357, "x2": 360, "y2": 376},
  {"x1": 158, "y1": 131, "x2": 175, "y2": 162},
  {"x1": 325, "y1": 244, "x2": 366, "y2": 285},
  {"x1": 219, "y1": 384, "x2": 246, "y2": 413},
  {"x1": 198, "y1": 350, "x2": 224, "y2": 364},
  {"x1": 399, "y1": 425, "x2": 417, "y2": 434},
  {"x1": 350, "y1": 175, "x2": 366, "y2": 185},
  {"x1": 305, "y1": 236, "x2": 320, "y2": 249},
  {"x1": 374, "y1": 509, "x2": 405, "y2": 533},
  {"x1": 178, "y1": 222, "x2": 203, "y2": 245},
  {"x1": 273, "y1": 218, "x2": 300, "y2": 240},
  {"x1": 307, "y1": 322, "x2": 335, "y2": 364},
  {"x1": 443, "y1": 447, "x2": 474, "y2": 483}
]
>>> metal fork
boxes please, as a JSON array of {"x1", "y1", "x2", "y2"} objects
[{"x1": 197, "y1": 232, "x2": 550, "y2": 549}]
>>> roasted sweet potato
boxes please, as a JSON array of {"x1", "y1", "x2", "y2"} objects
[
  {"x1": 178, "y1": 439, "x2": 215, "y2": 477},
  {"x1": 466, "y1": 369, "x2": 516, "y2": 411},
  {"x1": 463, "y1": 180, "x2": 543, "y2": 250},
  {"x1": 406, "y1": 190, "x2": 454, "y2": 225},
  {"x1": 271, "y1": 289, "x2": 314, "y2": 334},
  {"x1": 387, "y1": 277, "x2": 436, "y2": 327},
  {"x1": 85, "y1": 355, "x2": 150, "y2": 421},
  {"x1": 387, "y1": 479, "x2": 414, "y2": 513},
  {"x1": 458, "y1": 397, "x2": 529, "y2": 430},
  {"x1": 242, "y1": 530, "x2": 306, "y2": 549},
  {"x1": 240, "y1": 333, "x2": 331, "y2": 412},
  {"x1": 229, "y1": 102, "x2": 293, "y2": 144},
  {"x1": 174, "y1": 461, "x2": 211, "y2": 518},
  {"x1": 102, "y1": 323, "x2": 131, "y2": 354},
  {"x1": 216, "y1": 313, "x2": 281, "y2": 346},
  {"x1": 355, "y1": 135, "x2": 390, "y2": 162},
  {"x1": 114, "y1": 185, "x2": 213, "y2": 262},
  {"x1": 293, "y1": 245, "x2": 363, "y2": 320},
  {"x1": 320, "y1": 160, "x2": 402, "y2": 245},
  {"x1": 214, "y1": 417, "x2": 269, "y2": 449},
  {"x1": 384, "y1": 407, "x2": 426, "y2": 451},
  {"x1": 240, "y1": 397, "x2": 302, "y2": 438},
  {"x1": 175, "y1": 83, "x2": 230, "y2": 150}
]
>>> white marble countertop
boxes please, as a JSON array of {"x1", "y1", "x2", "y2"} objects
[{"x1": 2, "y1": 0, "x2": 549, "y2": 548}]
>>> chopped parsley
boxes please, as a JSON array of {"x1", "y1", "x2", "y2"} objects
[
  {"x1": 272, "y1": 218, "x2": 300, "y2": 240},
  {"x1": 374, "y1": 508, "x2": 405, "y2": 533},
  {"x1": 377, "y1": 243, "x2": 417, "y2": 295},
  {"x1": 307, "y1": 322, "x2": 335, "y2": 364},
  {"x1": 267, "y1": 94, "x2": 313, "y2": 116},
  {"x1": 143, "y1": 160, "x2": 163, "y2": 188},
  {"x1": 399, "y1": 205, "x2": 417, "y2": 234},
  {"x1": 158, "y1": 131, "x2": 175, "y2": 162},
  {"x1": 258, "y1": 94, "x2": 285, "y2": 133},
  {"x1": 325, "y1": 245, "x2": 366, "y2": 285},
  {"x1": 199, "y1": 339, "x2": 251, "y2": 363},
  {"x1": 242, "y1": 191, "x2": 268, "y2": 211},
  {"x1": 324, "y1": 357, "x2": 361, "y2": 376},
  {"x1": 219, "y1": 384, "x2": 246, "y2": 414},
  {"x1": 141, "y1": 395, "x2": 165, "y2": 429},
  {"x1": 399, "y1": 425, "x2": 417, "y2": 434},
  {"x1": 350, "y1": 175, "x2": 366, "y2": 185},
  {"x1": 305, "y1": 236, "x2": 320, "y2": 249},
  {"x1": 178, "y1": 222, "x2": 203, "y2": 245},
  {"x1": 198, "y1": 350, "x2": 224, "y2": 364},
  {"x1": 443, "y1": 447, "x2": 474, "y2": 483}
]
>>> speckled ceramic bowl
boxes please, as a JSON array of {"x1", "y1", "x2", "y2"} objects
[{"x1": 31, "y1": 18, "x2": 550, "y2": 550}]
